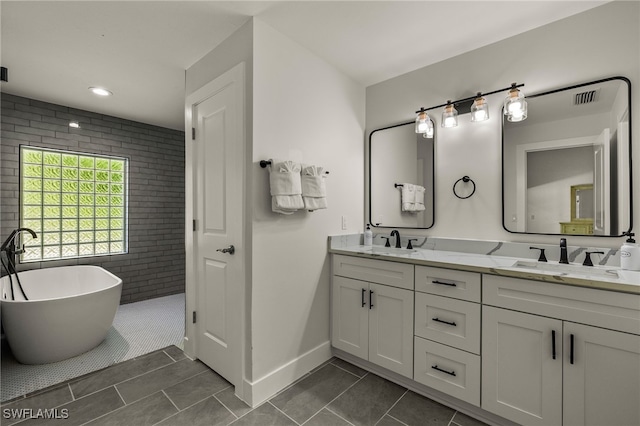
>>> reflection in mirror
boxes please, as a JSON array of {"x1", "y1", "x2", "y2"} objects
[
  {"x1": 369, "y1": 122, "x2": 434, "y2": 229},
  {"x1": 503, "y1": 77, "x2": 632, "y2": 236}
]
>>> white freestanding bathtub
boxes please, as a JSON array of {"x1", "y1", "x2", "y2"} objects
[{"x1": 0, "y1": 265, "x2": 122, "y2": 364}]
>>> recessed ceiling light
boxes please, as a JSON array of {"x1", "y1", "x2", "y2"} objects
[
  {"x1": 89, "y1": 87, "x2": 113, "y2": 96},
  {"x1": 69, "y1": 121, "x2": 80, "y2": 128}
]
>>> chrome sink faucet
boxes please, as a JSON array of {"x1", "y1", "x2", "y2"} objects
[
  {"x1": 390, "y1": 230, "x2": 401, "y2": 248},
  {"x1": 559, "y1": 238, "x2": 569, "y2": 264}
]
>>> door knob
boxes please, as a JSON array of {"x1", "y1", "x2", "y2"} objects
[{"x1": 216, "y1": 245, "x2": 235, "y2": 255}]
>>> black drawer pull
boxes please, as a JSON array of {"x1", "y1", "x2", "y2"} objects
[
  {"x1": 570, "y1": 334, "x2": 575, "y2": 365},
  {"x1": 551, "y1": 330, "x2": 556, "y2": 360},
  {"x1": 369, "y1": 290, "x2": 374, "y2": 309},
  {"x1": 432, "y1": 280, "x2": 457, "y2": 287},
  {"x1": 361, "y1": 288, "x2": 366, "y2": 307},
  {"x1": 432, "y1": 317, "x2": 457, "y2": 327},
  {"x1": 432, "y1": 365, "x2": 456, "y2": 377}
]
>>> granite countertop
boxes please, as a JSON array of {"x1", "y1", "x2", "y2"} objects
[{"x1": 329, "y1": 244, "x2": 640, "y2": 295}]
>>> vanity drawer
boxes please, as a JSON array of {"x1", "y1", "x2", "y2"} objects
[
  {"x1": 414, "y1": 293, "x2": 480, "y2": 354},
  {"x1": 414, "y1": 336, "x2": 480, "y2": 406},
  {"x1": 415, "y1": 266, "x2": 481, "y2": 302},
  {"x1": 332, "y1": 254, "x2": 414, "y2": 290},
  {"x1": 483, "y1": 275, "x2": 640, "y2": 335}
]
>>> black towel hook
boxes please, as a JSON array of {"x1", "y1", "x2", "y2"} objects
[{"x1": 453, "y1": 176, "x2": 476, "y2": 199}]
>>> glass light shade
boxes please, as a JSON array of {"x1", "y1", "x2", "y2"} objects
[
  {"x1": 471, "y1": 95, "x2": 489, "y2": 122},
  {"x1": 441, "y1": 102, "x2": 458, "y2": 128},
  {"x1": 504, "y1": 86, "x2": 527, "y2": 122},
  {"x1": 415, "y1": 110, "x2": 434, "y2": 138}
]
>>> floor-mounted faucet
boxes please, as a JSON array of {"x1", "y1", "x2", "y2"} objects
[
  {"x1": 559, "y1": 238, "x2": 569, "y2": 264},
  {"x1": 390, "y1": 230, "x2": 401, "y2": 248}
]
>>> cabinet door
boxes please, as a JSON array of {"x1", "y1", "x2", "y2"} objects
[
  {"x1": 563, "y1": 322, "x2": 640, "y2": 426},
  {"x1": 482, "y1": 307, "x2": 562, "y2": 426},
  {"x1": 368, "y1": 283, "x2": 414, "y2": 378},
  {"x1": 331, "y1": 276, "x2": 369, "y2": 359}
]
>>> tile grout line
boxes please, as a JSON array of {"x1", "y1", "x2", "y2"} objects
[
  {"x1": 213, "y1": 393, "x2": 240, "y2": 420},
  {"x1": 297, "y1": 371, "x2": 369, "y2": 425},
  {"x1": 268, "y1": 400, "x2": 302, "y2": 425},
  {"x1": 68, "y1": 383, "x2": 76, "y2": 401},
  {"x1": 161, "y1": 390, "x2": 181, "y2": 412},
  {"x1": 324, "y1": 407, "x2": 357, "y2": 426},
  {"x1": 162, "y1": 349, "x2": 177, "y2": 363},
  {"x1": 113, "y1": 385, "x2": 127, "y2": 406},
  {"x1": 386, "y1": 413, "x2": 411, "y2": 426},
  {"x1": 374, "y1": 389, "x2": 408, "y2": 426},
  {"x1": 329, "y1": 361, "x2": 367, "y2": 379}
]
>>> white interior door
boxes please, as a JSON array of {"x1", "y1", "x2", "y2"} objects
[
  {"x1": 593, "y1": 127, "x2": 610, "y2": 235},
  {"x1": 190, "y1": 64, "x2": 244, "y2": 388}
]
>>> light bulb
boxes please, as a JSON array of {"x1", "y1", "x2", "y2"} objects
[
  {"x1": 415, "y1": 109, "x2": 434, "y2": 138},
  {"x1": 89, "y1": 87, "x2": 113, "y2": 96},
  {"x1": 504, "y1": 83, "x2": 527, "y2": 122},
  {"x1": 441, "y1": 101, "x2": 458, "y2": 128},
  {"x1": 470, "y1": 93, "x2": 489, "y2": 122}
]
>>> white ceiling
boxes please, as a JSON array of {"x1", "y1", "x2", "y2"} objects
[{"x1": 1, "y1": 1, "x2": 607, "y2": 131}]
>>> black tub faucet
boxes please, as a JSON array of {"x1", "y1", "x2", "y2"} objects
[
  {"x1": 559, "y1": 238, "x2": 569, "y2": 264},
  {"x1": 390, "y1": 230, "x2": 401, "y2": 248}
]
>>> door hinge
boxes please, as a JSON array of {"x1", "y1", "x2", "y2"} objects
[
  {"x1": 192, "y1": 127, "x2": 196, "y2": 140},
  {"x1": 192, "y1": 311, "x2": 197, "y2": 324},
  {"x1": 193, "y1": 220, "x2": 197, "y2": 231}
]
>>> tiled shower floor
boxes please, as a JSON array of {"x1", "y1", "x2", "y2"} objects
[
  {"x1": 0, "y1": 346, "x2": 487, "y2": 426},
  {"x1": 1, "y1": 293, "x2": 185, "y2": 402}
]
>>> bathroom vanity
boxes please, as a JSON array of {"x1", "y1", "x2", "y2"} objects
[{"x1": 329, "y1": 238, "x2": 640, "y2": 426}]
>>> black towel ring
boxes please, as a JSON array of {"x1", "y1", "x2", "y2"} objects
[{"x1": 453, "y1": 176, "x2": 476, "y2": 199}]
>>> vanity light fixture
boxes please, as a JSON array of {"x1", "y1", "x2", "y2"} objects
[
  {"x1": 414, "y1": 107, "x2": 434, "y2": 138},
  {"x1": 470, "y1": 92, "x2": 489, "y2": 122},
  {"x1": 414, "y1": 82, "x2": 524, "y2": 131},
  {"x1": 503, "y1": 83, "x2": 527, "y2": 122},
  {"x1": 89, "y1": 87, "x2": 113, "y2": 97},
  {"x1": 441, "y1": 101, "x2": 458, "y2": 128},
  {"x1": 69, "y1": 121, "x2": 80, "y2": 129}
]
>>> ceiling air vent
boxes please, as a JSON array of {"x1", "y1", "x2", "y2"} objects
[{"x1": 574, "y1": 89, "x2": 599, "y2": 105}]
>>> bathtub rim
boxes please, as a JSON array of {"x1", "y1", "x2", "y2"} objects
[{"x1": 0, "y1": 265, "x2": 122, "y2": 303}]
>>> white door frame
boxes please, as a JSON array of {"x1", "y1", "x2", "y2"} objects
[
  {"x1": 184, "y1": 62, "x2": 246, "y2": 398},
  {"x1": 515, "y1": 135, "x2": 595, "y2": 232}
]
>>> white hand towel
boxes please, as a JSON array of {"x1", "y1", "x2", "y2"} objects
[
  {"x1": 401, "y1": 183, "x2": 416, "y2": 212},
  {"x1": 269, "y1": 160, "x2": 304, "y2": 214},
  {"x1": 301, "y1": 165, "x2": 327, "y2": 211},
  {"x1": 401, "y1": 183, "x2": 426, "y2": 212}
]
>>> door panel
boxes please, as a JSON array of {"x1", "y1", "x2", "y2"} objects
[
  {"x1": 331, "y1": 276, "x2": 368, "y2": 359},
  {"x1": 192, "y1": 63, "x2": 244, "y2": 388},
  {"x1": 482, "y1": 306, "x2": 562, "y2": 426},
  {"x1": 563, "y1": 322, "x2": 640, "y2": 426},
  {"x1": 368, "y1": 283, "x2": 413, "y2": 378}
]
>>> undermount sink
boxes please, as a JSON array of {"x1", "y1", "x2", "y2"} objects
[{"x1": 512, "y1": 260, "x2": 619, "y2": 279}]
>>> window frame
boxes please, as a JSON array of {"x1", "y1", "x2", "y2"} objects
[{"x1": 19, "y1": 145, "x2": 129, "y2": 263}]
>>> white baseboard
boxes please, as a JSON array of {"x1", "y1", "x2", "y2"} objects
[{"x1": 241, "y1": 341, "x2": 332, "y2": 407}]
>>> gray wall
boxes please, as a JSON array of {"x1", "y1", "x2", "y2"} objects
[{"x1": 1, "y1": 94, "x2": 185, "y2": 304}]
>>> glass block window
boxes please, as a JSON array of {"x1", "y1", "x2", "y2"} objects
[{"x1": 20, "y1": 147, "x2": 128, "y2": 262}]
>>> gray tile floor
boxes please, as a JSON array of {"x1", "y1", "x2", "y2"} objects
[{"x1": 1, "y1": 347, "x2": 487, "y2": 426}]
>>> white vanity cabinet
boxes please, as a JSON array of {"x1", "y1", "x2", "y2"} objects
[
  {"x1": 413, "y1": 266, "x2": 482, "y2": 406},
  {"x1": 331, "y1": 255, "x2": 414, "y2": 378},
  {"x1": 482, "y1": 275, "x2": 640, "y2": 426}
]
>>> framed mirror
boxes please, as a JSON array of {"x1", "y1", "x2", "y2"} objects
[
  {"x1": 502, "y1": 76, "x2": 632, "y2": 236},
  {"x1": 369, "y1": 121, "x2": 435, "y2": 229}
]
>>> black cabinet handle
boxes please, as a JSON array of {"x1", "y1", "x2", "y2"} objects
[
  {"x1": 552, "y1": 330, "x2": 556, "y2": 360},
  {"x1": 369, "y1": 290, "x2": 374, "y2": 309},
  {"x1": 431, "y1": 365, "x2": 456, "y2": 377},
  {"x1": 432, "y1": 280, "x2": 457, "y2": 287},
  {"x1": 570, "y1": 334, "x2": 575, "y2": 364},
  {"x1": 432, "y1": 317, "x2": 457, "y2": 327},
  {"x1": 361, "y1": 288, "x2": 366, "y2": 307}
]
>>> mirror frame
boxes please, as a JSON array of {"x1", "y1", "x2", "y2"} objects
[
  {"x1": 501, "y1": 76, "x2": 633, "y2": 237},
  {"x1": 368, "y1": 120, "x2": 436, "y2": 230}
]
